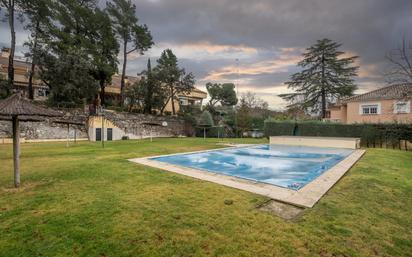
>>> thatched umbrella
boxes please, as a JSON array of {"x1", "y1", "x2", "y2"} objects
[
  {"x1": 0, "y1": 93, "x2": 61, "y2": 187},
  {"x1": 53, "y1": 119, "x2": 85, "y2": 147}
]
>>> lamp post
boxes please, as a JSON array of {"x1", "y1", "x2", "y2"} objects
[{"x1": 98, "y1": 106, "x2": 105, "y2": 148}]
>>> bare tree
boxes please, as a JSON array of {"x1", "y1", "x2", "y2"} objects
[{"x1": 386, "y1": 39, "x2": 412, "y2": 84}]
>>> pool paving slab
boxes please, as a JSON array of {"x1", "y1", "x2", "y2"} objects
[{"x1": 128, "y1": 145, "x2": 365, "y2": 209}]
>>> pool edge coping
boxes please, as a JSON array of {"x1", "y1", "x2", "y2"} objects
[{"x1": 128, "y1": 146, "x2": 366, "y2": 208}]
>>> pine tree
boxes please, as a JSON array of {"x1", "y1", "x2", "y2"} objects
[
  {"x1": 155, "y1": 49, "x2": 195, "y2": 115},
  {"x1": 206, "y1": 82, "x2": 238, "y2": 108},
  {"x1": 89, "y1": 8, "x2": 119, "y2": 106},
  {"x1": 106, "y1": 0, "x2": 153, "y2": 105},
  {"x1": 20, "y1": 0, "x2": 52, "y2": 99},
  {"x1": 282, "y1": 39, "x2": 359, "y2": 118},
  {"x1": 142, "y1": 59, "x2": 156, "y2": 114}
]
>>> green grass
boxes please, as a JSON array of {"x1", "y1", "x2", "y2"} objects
[{"x1": 0, "y1": 138, "x2": 411, "y2": 257}]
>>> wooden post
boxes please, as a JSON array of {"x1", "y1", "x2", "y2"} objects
[
  {"x1": 150, "y1": 126, "x2": 153, "y2": 142},
  {"x1": 74, "y1": 127, "x2": 77, "y2": 143},
  {"x1": 203, "y1": 128, "x2": 206, "y2": 139},
  {"x1": 12, "y1": 116, "x2": 20, "y2": 188},
  {"x1": 66, "y1": 124, "x2": 69, "y2": 148},
  {"x1": 101, "y1": 115, "x2": 105, "y2": 148}
]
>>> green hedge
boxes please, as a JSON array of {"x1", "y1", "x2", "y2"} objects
[{"x1": 264, "y1": 121, "x2": 412, "y2": 148}]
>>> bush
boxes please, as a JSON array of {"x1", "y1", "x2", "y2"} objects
[
  {"x1": 264, "y1": 120, "x2": 412, "y2": 148},
  {"x1": 263, "y1": 120, "x2": 297, "y2": 136}
]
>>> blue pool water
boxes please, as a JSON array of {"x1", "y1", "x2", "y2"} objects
[{"x1": 151, "y1": 145, "x2": 353, "y2": 190}]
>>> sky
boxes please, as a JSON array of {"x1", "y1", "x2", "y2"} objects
[{"x1": 1, "y1": 0, "x2": 412, "y2": 110}]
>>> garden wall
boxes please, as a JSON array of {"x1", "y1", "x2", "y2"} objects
[
  {"x1": 0, "y1": 108, "x2": 88, "y2": 143},
  {"x1": 0, "y1": 108, "x2": 189, "y2": 143},
  {"x1": 88, "y1": 111, "x2": 188, "y2": 141}
]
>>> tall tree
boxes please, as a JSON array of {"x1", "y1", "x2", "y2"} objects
[
  {"x1": 37, "y1": 0, "x2": 101, "y2": 106},
  {"x1": 282, "y1": 39, "x2": 358, "y2": 118},
  {"x1": 206, "y1": 82, "x2": 238, "y2": 107},
  {"x1": 0, "y1": 0, "x2": 19, "y2": 95},
  {"x1": 20, "y1": 0, "x2": 52, "y2": 99},
  {"x1": 89, "y1": 8, "x2": 119, "y2": 106},
  {"x1": 141, "y1": 58, "x2": 165, "y2": 114},
  {"x1": 155, "y1": 49, "x2": 195, "y2": 115},
  {"x1": 385, "y1": 39, "x2": 412, "y2": 84},
  {"x1": 106, "y1": 0, "x2": 153, "y2": 105}
]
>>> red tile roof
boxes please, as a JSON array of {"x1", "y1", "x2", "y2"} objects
[{"x1": 342, "y1": 84, "x2": 412, "y2": 103}]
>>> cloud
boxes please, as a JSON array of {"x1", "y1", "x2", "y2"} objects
[
  {"x1": 1, "y1": 0, "x2": 411, "y2": 109},
  {"x1": 201, "y1": 47, "x2": 302, "y2": 81}
]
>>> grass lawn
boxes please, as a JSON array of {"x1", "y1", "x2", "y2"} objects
[{"x1": 0, "y1": 138, "x2": 411, "y2": 257}]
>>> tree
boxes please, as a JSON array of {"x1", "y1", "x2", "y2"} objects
[
  {"x1": 385, "y1": 39, "x2": 412, "y2": 84},
  {"x1": 198, "y1": 110, "x2": 214, "y2": 139},
  {"x1": 282, "y1": 39, "x2": 358, "y2": 118},
  {"x1": 124, "y1": 78, "x2": 145, "y2": 112},
  {"x1": 89, "y1": 8, "x2": 119, "y2": 106},
  {"x1": 40, "y1": 50, "x2": 98, "y2": 107},
  {"x1": 206, "y1": 82, "x2": 238, "y2": 107},
  {"x1": 155, "y1": 49, "x2": 195, "y2": 115},
  {"x1": 106, "y1": 0, "x2": 153, "y2": 105},
  {"x1": 236, "y1": 92, "x2": 270, "y2": 135},
  {"x1": 236, "y1": 97, "x2": 252, "y2": 136},
  {"x1": 34, "y1": 0, "x2": 122, "y2": 106},
  {"x1": 0, "y1": 0, "x2": 20, "y2": 95},
  {"x1": 141, "y1": 58, "x2": 166, "y2": 114},
  {"x1": 0, "y1": 74, "x2": 10, "y2": 99},
  {"x1": 20, "y1": 0, "x2": 52, "y2": 99}
]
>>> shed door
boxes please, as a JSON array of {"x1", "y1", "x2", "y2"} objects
[
  {"x1": 107, "y1": 128, "x2": 113, "y2": 141},
  {"x1": 96, "y1": 128, "x2": 102, "y2": 141}
]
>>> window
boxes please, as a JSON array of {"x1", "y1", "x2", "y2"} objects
[
  {"x1": 179, "y1": 97, "x2": 188, "y2": 106},
  {"x1": 360, "y1": 103, "x2": 380, "y2": 115},
  {"x1": 37, "y1": 88, "x2": 49, "y2": 97},
  {"x1": 394, "y1": 101, "x2": 410, "y2": 114}
]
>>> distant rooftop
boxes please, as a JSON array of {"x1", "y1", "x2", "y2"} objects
[{"x1": 342, "y1": 84, "x2": 412, "y2": 103}]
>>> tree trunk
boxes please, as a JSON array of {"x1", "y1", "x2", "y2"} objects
[
  {"x1": 120, "y1": 39, "x2": 128, "y2": 106},
  {"x1": 28, "y1": 21, "x2": 40, "y2": 100},
  {"x1": 12, "y1": 116, "x2": 20, "y2": 188},
  {"x1": 170, "y1": 86, "x2": 176, "y2": 115},
  {"x1": 144, "y1": 83, "x2": 153, "y2": 114},
  {"x1": 99, "y1": 78, "x2": 106, "y2": 106},
  {"x1": 321, "y1": 51, "x2": 327, "y2": 119},
  {"x1": 7, "y1": 0, "x2": 16, "y2": 93},
  {"x1": 160, "y1": 96, "x2": 171, "y2": 115}
]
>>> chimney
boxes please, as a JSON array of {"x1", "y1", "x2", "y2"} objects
[{"x1": 1, "y1": 47, "x2": 11, "y2": 58}]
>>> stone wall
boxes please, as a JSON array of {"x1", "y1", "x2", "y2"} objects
[
  {"x1": 0, "y1": 108, "x2": 88, "y2": 141},
  {"x1": 88, "y1": 111, "x2": 188, "y2": 141},
  {"x1": 0, "y1": 108, "x2": 189, "y2": 142}
]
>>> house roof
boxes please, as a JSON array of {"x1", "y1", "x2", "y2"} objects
[{"x1": 342, "y1": 84, "x2": 412, "y2": 103}]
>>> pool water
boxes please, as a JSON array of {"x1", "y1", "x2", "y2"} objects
[{"x1": 151, "y1": 145, "x2": 353, "y2": 190}]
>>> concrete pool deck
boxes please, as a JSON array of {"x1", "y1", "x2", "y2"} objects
[{"x1": 129, "y1": 144, "x2": 365, "y2": 208}]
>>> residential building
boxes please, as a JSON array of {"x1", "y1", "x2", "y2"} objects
[
  {"x1": 0, "y1": 47, "x2": 49, "y2": 100},
  {"x1": 325, "y1": 84, "x2": 412, "y2": 124},
  {"x1": 0, "y1": 47, "x2": 207, "y2": 114}
]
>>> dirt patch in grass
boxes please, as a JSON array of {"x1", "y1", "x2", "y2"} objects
[{"x1": 258, "y1": 200, "x2": 305, "y2": 220}]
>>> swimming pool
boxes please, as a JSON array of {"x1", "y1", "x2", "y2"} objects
[{"x1": 151, "y1": 144, "x2": 354, "y2": 190}]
